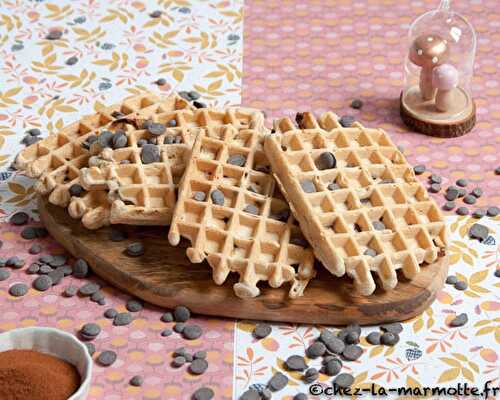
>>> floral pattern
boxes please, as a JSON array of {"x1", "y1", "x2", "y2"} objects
[{"x1": 234, "y1": 216, "x2": 500, "y2": 398}]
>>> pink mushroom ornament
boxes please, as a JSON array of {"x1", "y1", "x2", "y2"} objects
[{"x1": 432, "y1": 63, "x2": 459, "y2": 112}]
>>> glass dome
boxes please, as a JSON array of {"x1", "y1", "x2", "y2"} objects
[{"x1": 400, "y1": 0, "x2": 476, "y2": 133}]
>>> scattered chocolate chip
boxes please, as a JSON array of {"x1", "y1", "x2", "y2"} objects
[
  {"x1": 429, "y1": 183, "x2": 441, "y2": 193},
  {"x1": 253, "y1": 323, "x2": 272, "y2": 339},
  {"x1": 470, "y1": 188, "x2": 482, "y2": 198},
  {"x1": 456, "y1": 178, "x2": 468, "y2": 187},
  {"x1": 471, "y1": 209, "x2": 486, "y2": 219},
  {"x1": 333, "y1": 373, "x2": 354, "y2": 389},
  {"x1": 239, "y1": 389, "x2": 260, "y2": 400},
  {"x1": 65, "y1": 56, "x2": 78, "y2": 66},
  {"x1": 300, "y1": 180, "x2": 316, "y2": 193},
  {"x1": 27, "y1": 263, "x2": 40, "y2": 274},
  {"x1": 48, "y1": 269, "x2": 64, "y2": 285},
  {"x1": 69, "y1": 184, "x2": 84, "y2": 197},
  {"x1": 454, "y1": 280, "x2": 468, "y2": 291},
  {"x1": 344, "y1": 331, "x2": 360, "y2": 345},
  {"x1": 413, "y1": 165, "x2": 425, "y2": 175},
  {"x1": 496, "y1": 166, "x2": 500, "y2": 175},
  {"x1": 487, "y1": 206, "x2": 499, "y2": 217},
  {"x1": 73, "y1": 259, "x2": 89, "y2": 278},
  {"x1": 9, "y1": 283, "x2": 28, "y2": 297},
  {"x1": 227, "y1": 154, "x2": 246, "y2": 167},
  {"x1": 445, "y1": 187, "x2": 459, "y2": 201},
  {"x1": 130, "y1": 375, "x2": 144, "y2": 387},
  {"x1": 189, "y1": 358, "x2": 208, "y2": 375},
  {"x1": 141, "y1": 144, "x2": 161, "y2": 164},
  {"x1": 39, "y1": 264, "x2": 53, "y2": 274},
  {"x1": 155, "y1": 78, "x2": 166, "y2": 86},
  {"x1": 63, "y1": 285, "x2": 78, "y2": 297},
  {"x1": 126, "y1": 242, "x2": 145, "y2": 257},
  {"x1": 210, "y1": 189, "x2": 225, "y2": 206},
  {"x1": 0, "y1": 268, "x2": 11, "y2": 281},
  {"x1": 174, "y1": 305, "x2": 191, "y2": 322},
  {"x1": 494, "y1": 269, "x2": 500, "y2": 278},
  {"x1": 21, "y1": 226, "x2": 37, "y2": 240},
  {"x1": 173, "y1": 323, "x2": 185, "y2": 333},
  {"x1": 27, "y1": 128, "x2": 41, "y2": 136},
  {"x1": 449, "y1": 313, "x2": 468, "y2": 327},
  {"x1": 172, "y1": 356, "x2": 186, "y2": 368},
  {"x1": 303, "y1": 367, "x2": 319, "y2": 383},
  {"x1": 338, "y1": 115, "x2": 354, "y2": 128},
  {"x1": 305, "y1": 342, "x2": 326, "y2": 359},
  {"x1": 80, "y1": 323, "x2": 101, "y2": 339},
  {"x1": 443, "y1": 201, "x2": 455, "y2": 211},
  {"x1": 243, "y1": 204, "x2": 259, "y2": 215},
  {"x1": 194, "y1": 351, "x2": 207, "y2": 360},
  {"x1": 46, "y1": 30, "x2": 63, "y2": 40},
  {"x1": 161, "y1": 328, "x2": 173, "y2": 337},
  {"x1": 110, "y1": 228, "x2": 127, "y2": 242},
  {"x1": 33, "y1": 275, "x2": 53, "y2": 291},
  {"x1": 183, "y1": 324, "x2": 202, "y2": 340},
  {"x1": 445, "y1": 276, "x2": 458, "y2": 285},
  {"x1": 112, "y1": 132, "x2": 128, "y2": 149},
  {"x1": 380, "y1": 322, "x2": 403, "y2": 334},
  {"x1": 429, "y1": 174, "x2": 442, "y2": 184},
  {"x1": 192, "y1": 387, "x2": 214, "y2": 400},
  {"x1": 147, "y1": 122, "x2": 166, "y2": 136},
  {"x1": 270, "y1": 209, "x2": 290, "y2": 222},
  {"x1": 323, "y1": 357, "x2": 342, "y2": 376},
  {"x1": 90, "y1": 291, "x2": 105, "y2": 303},
  {"x1": 366, "y1": 331, "x2": 381, "y2": 345},
  {"x1": 114, "y1": 312, "x2": 133, "y2": 326},
  {"x1": 97, "y1": 350, "x2": 117, "y2": 366},
  {"x1": 49, "y1": 255, "x2": 67, "y2": 267},
  {"x1": 342, "y1": 344, "x2": 363, "y2": 360},
  {"x1": 10, "y1": 212, "x2": 29, "y2": 225},
  {"x1": 285, "y1": 355, "x2": 308, "y2": 371},
  {"x1": 137, "y1": 138, "x2": 148, "y2": 147},
  {"x1": 126, "y1": 299, "x2": 143, "y2": 312},
  {"x1": 328, "y1": 182, "x2": 340, "y2": 191},
  {"x1": 457, "y1": 188, "x2": 466, "y2": 198},
  {"x1": 380, "y1": 332, "x2": 399, "y2": 346},
  {"x1": 463, "y1": 195, "x2": 476, "y2": 205},
  {"x1": 372, "y1": 220, "x2": 385, "y2": 231},
  {"x1": 320, "y1": 331, "x2": 345, "y2": 355},
  {"x1": 188, "y1": 91, "x2": 200, "y2": 101},
  {"x1": 173, "y1": 347, "x2": 186, "y2": 357},
  {"x1": 469, "y1": 223, "x2": 488, "y2": 241},
  {"x1": 456, "y1": 207, "x2": 469, "y2": 216},
  {"x1": 79, "y1": 283, "x2": 100, "y2": 296},
  {"x1": 84, "y1": 342, "x2": 95, "y2": 356},
  {"x1": 363, "y1": 248, "x2": 377, "y2": 257},
  {"x1": 161, "y1": 312, "x2": 174, "y2": 322},
  {"x1": 150, "y1": 10, "x2": 162, "y2": 18},
  {"x1": 316, "y1": 152, "x2": 336, "y2": 170},
  {"x1": 350, "y1": 99, "x2": 363, "y2": 109},
  {"x1": 293, "y1": 393, "x2": 307, "y2": 400},
  {"x1": 193, "y1": 101, "x2": 206, "y2": 109}
]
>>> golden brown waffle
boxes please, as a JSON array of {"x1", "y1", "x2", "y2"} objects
[
  {"x1": 264, "y1": 112, "x2": 447, "y2": 296},
  {"x1": 168, "y1": 124, "x2": 316, "y2": 299},
  {"x1": 80, "y1": 106, "x2": 265, "y2": 225},
  {"x1": 14, "y1": 93, "x2": 193, "y2": 229}
]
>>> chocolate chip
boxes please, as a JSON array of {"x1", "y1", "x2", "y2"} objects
[
  {"x1": 154, "y1": 78, "x2": 166, "y2": 86},
  {"x1": 300, "y1": 180, "x2": 315, "y2": 193},
  {"x1": 10, "y1": 212, "x2": 29, "y2": 225},
  {"x1": 80, "y1": 323, "x2": 101, "y2": 339},
  {"x1": 293, "y1": 393, "x2": 308, "y2": 400},
  {"x1": 147, "y1": 122, "x2": 166, "y2": 136},
  {"x1": 9, "y1": 283, "x2": 28, "y2": 297},
  {"x1": 363, "y1": 248, "x2": 377, "y2": 257},
  {"x1": 443, "y1": 201, "x2": 455, "y2": 211},
  {"x1": 193, "y1": 101, "x2": 206, "y2": 109},
  {"x1": 338, "y1": 115, "x2": 354, "y2": 127},
  {"x1": 239, "y1": 389, "x2": 260, "y2": 400},
  {"x1": 72, "y1": 259, "x2": 89, "y2": 278},
  {"x1": 192, "y1": 387, "x2": 214, "y2": 400},
  {"x1": 130, "y1": 375, "x2": 144, "y2": 387},
  {"x1": 112, "y1": 132, "x2": 128, "y2": 149},
  {"x1": 110, "y1": 228, "x2": 127, "y2": 242},
  {"x1": 380, "y1": 332, "x2": 399, "y2": 346},
  {"x1": 27, "y1": 263, "x2": 40, "y2": 274},
  {"x1": 188, "y1": 91, "x2": 201, "y2": 101},
  {"x1": 98, "y1": 130, "x2": 113, "y2": 148},
  {"x1": 173, "y1": 347, "x2": 186, "y2": 357},
  {"x1": 27, "y1": 128, "x2": 41, "y2": 136},
  {"x1": 457, "y1": 188, "x2": 466, "y2": 198},
  {"x1": 446, "y1": 275, "x2": 458, "y2": 285},
  {"x1": 114, "y1": 312, "x2": 133, "y2": 326},
  {"x1": 48, "y1": 269, "x2": 64, "y2": 285},
  {"x1": 84, "y1": 342, "x2": 95, "y2": 356},
  {"x1": 494, "y1": 269, "x2": 500, "y2": 278},
  {"x1": 174, "y1": 305, "x2": 191, "y2": 322},
  {"x1": 320, "y1": 332, "x2": 345, "y2": 355},
  {"x1": 285, "y1": 355, "x2": 308, "y2": 371},
  {"x1": 342, "y1": 344, "x2": 363, "y2": 360},
  {"x1": 316, "y1": 152, "x2": 336, "y2": 170},
  {"x1": 469, "y1": 223, "x2": 488, "y2": 241},
  {"x1": 102, "y1": 308, "x2": 117, "y2": 319},
  {"x1": 344, "y1": 331, "x2": 360, "y2": 345},
  {"x1": 63, "y1": 285, "x2": 78, "y2": 297},
  {"x1": 194, "y1": 351, "x2": 207, "y2": 359},
  {"x1": 210, "y1": 190, "x2": 224, "y2": 206},
  {"x1": 161, "y1": 312, "x2": 174, "y2": 322},
  {"x1": 97, "y1": 350, "x2": 117, "y2": 366},
  {"x1": 270, "y1": 209, "x2": 290, "y2": 222},
  {"x1": 161, "y1": 328, "x2": 172, "y2": 337},
  {"x1": 429, "y1": 183, "x2": 441, "y2": 193},
  {"x1": 150, "y1": 10, "x2": 162, "y2": 18},
  {"x1": 445, "y1": 187, "x2": 459, "y2": 201},
  {"x1": 21, "y1": 227, "x2": 37, "y2": 240},
  {"x1": 33, "y1": 275, "x2": 53, "y2": 291},
  {"x1": 227, "y1": 154, "x2": 246, "y2": 167},
  {"x1": 413, "y1": 165, "x2": 425, "y2": 175},
  {"x1": 350, "y1": 99, "x2": 363, "y2": 109},
  {"x1": 449, "y1": 313, "x2": 468, "y2": 327},
  {"x1": 90, "y1": 291, "x2": 104, "y2": 303},
  {"x1": 306, "y1": 342, "x2": 326, "y2": 358},
  {"x1": 39, "y1": 264, "x2": 53, "y2": 274},
  {"x1": 126, "y1": 299, "x2": 143, "y2": 312},
  {"x1": 172, "y1": 356, "x2": 186, "y2": 368},
  {"x1": 126, "y1": 242, "x2": 145, "y2": 257},
  {"x1": 69, "y1": 184, "x2": 84, "y2": 197},
  {"x1": 463, "y1": 195, "x2": 476, "y2": 205},
  {"x1": 189, "y1": 358, "x2": 208, "y2": 375},
  {"x1": 454, "y1": 280, "x2": 468, "y2": 291},
  {"x1": 243, "y1": 204, "x2": 259, "y2": 215},
  {"x1": 456, "y1": 207, "x2": 469, "y2": 216},
  {"x1": 328, "y1": 182, "x2": 340, "y2": 191},
  {"x1": 496, "y1": 166, "x2": 500, "y2": 175},
  {"x1": 183, "y1": 324, "x2": 202, "y2": 340},
  {"x1": 137, "y1": 138, "x2": 148, "y2": 147},
  {"x1": 471, "y1": 188, "x2": 482, "y2": 198},
  {"x1": 323, "y1": 358, "x2": 342, "y2": 376},
  {"x1": 46, "y1": 30, "x2": 63, "y2": 40},
  {"x1": 372, "y1": 220, "x2": 385, "y2": 231},
  {"x1": 487, "y1": 206, "x2": 499, "y2": 217},
  {"x1": 429, "y1": 174, "x2": 442, "y2": 184},
  {"x1": 333, "y1": 373, "x2": 354, "y2": 389},
  {"x1": 65, "y1": 56, "x2": 78, "y2": 66},
  {"x1": 366, "y1": 331, "x2": 381, "y2": 345},
  {"x1": 0, "y1": 268, "x2": 11, "y2": 281},
  {"x1": 141, "y1": 144, "x2": 160, "y2": 164},
  {"x1": 381, "y1": 322, "x2": 403, "y2": 334},
  {"x1": 253, "y1": 323, "x2": 272, "y2": 339},
  {"x1": 456, "y1": 178, "x2": 468, "y2": 187}
]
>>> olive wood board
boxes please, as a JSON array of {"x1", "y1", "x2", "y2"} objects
[{"x1": 39, "y1": 196, "x2": 448, "y2": 326}]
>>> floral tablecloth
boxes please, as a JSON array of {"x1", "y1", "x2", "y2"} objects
[{"x1": 0, "y1": 1, "x2": 499, "y2": 399}]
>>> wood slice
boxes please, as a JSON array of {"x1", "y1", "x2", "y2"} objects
[
  {"x1": 38, "y1": 196, "x2": 448, "y2": 326},
  {"x1": 400, "y1": 92, "x2": 476, "y2": 138}
]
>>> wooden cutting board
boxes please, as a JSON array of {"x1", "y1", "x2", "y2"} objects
[{"x1": 38, "y1": 196, "x2": 448, "y2": 325}]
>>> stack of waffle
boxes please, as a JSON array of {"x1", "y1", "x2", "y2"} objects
[{"x1": 16, "y1": 94, "x2": 447, "y2": 299}]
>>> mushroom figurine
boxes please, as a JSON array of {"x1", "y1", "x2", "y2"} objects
[
  {"x1": 432, "y1": 63, "x2": 459, "y2": 112},
  {"x1": 409, "y1": 34, "x2": 449, "y2": 101}
]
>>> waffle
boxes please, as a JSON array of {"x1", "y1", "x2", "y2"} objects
[
  {"x1": 14, "y1": 93, "x2": 193, "y2": 229},
  {"x1": 168, "y1": 124, "x2": 316, "y2": 299},
  {"x1": 264, "y1": 112, "x2": 447, "y2": 296},
  {"x1": 80, "y1": 106, "x2": 265, "y2": 225}
]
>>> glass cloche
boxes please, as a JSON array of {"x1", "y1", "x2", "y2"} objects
[{"x1": 400, "y1": 0, "x2": 476, "y2": 137}]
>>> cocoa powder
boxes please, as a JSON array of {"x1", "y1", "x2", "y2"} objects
[{"x1": 0, "y1": 349, "x2": 80, "y2": 400}]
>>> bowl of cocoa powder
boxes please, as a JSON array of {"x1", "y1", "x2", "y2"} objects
[{"x1": 0, "y1": 327, "x2": 92, "y2": 400}]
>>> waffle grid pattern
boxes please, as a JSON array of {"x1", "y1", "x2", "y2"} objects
[
  {"x1": 264, "y1": 112, "x2": 447, "y2": 295},
  {"x1": 168, "y1": 124, "x2": 316, "y2": 299}
]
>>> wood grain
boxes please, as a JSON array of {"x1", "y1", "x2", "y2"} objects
[{"x1": 38, "y1": 196, "x2": 448, "y2": 325}]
